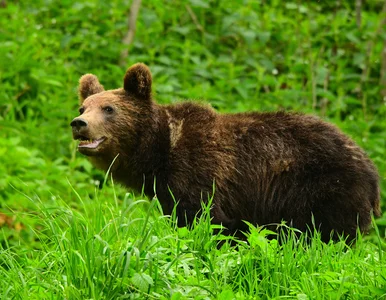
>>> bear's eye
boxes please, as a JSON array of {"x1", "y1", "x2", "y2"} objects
[
  {"x1": 79, "y1": 107, "x2": 85, "y2": 115},
  {"x1": 103, "y1": 106, "x2": 114, "y2": 114}
]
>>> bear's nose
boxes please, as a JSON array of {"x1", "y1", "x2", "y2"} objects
[{"x1": 70, "y1": 118, "x2": 88, "y2": 130}]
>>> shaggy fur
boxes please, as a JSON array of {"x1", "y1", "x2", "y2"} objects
[{"x1": 71, "y1": 63, "x2": 381, "y2": 242}]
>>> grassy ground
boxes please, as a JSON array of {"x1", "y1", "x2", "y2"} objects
[{"x1": 1, "y1": 0, "x2": 386, "y2": 298}]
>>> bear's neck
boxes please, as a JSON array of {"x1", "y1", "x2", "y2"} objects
[{"x1": 115, "y1": 103, "x2": 171, "y2": 197}]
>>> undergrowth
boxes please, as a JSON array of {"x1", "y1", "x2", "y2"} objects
[{"x1": 1, "y1": 186, "x2": 385, "y2": 299}]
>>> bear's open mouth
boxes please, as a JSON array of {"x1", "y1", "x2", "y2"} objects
[{"x1": 77, "y1": 136, "x2": 106, "y2": 149}]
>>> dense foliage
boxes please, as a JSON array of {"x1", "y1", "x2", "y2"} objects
[{"x1": 1, "y1": 0, "x2": 385, "y2": 298}]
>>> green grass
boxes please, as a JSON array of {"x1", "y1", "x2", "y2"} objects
[
  {"x1": 1, "y1": 0, "x2": 386, "y2": 298},
  {"x1": 1, "y1": 188, "x2": 385, "y2": 299}
]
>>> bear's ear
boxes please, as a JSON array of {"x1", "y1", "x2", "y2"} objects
[
  {"x1": 123, "y1": 63, "x2": 152, "y2": 101},
  {"x1": 78, "y1": 74, "x2": 104, "y2": 103}
]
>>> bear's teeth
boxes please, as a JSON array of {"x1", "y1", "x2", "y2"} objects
[
  {"x1": 80, "y1": 139, "x2": 92, "y2": 144},
  {"x1": 78, "y1": 137, "x2": 105, "y2": 149}
]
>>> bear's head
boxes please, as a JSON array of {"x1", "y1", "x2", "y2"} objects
[{"x1": 70, "y1": 63, "x2": 153, "y2": 170}]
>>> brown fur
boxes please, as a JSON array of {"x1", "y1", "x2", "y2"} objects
[{"x1": 71, "y1": 63, "x2": 381, "y2": 242}]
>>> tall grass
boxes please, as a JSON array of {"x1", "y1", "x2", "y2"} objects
[{"x1": 1, "y1": 183, "x2": 385, "y2": 299}]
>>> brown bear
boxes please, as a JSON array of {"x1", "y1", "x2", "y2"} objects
[{"x1": 71, "y1": 63, "x2": 381, "y2": 242}]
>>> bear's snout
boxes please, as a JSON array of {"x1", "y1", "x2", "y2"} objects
[{"x1": 70, "y1": 118, "x2": 88, "y2": 131}]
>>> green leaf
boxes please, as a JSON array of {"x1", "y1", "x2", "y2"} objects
[
  {"x1": 189, "y1": 0, "x2": 210, "y2": 8},
  {"x1": 131, "y1": 272, "x2": 154, "y2": 292},
  {"x1": 171, "y1": 292, "x2": 182, "y2": 300},
  {"x1": 218, "y1": 288, "x2": 235, "y2": 300}
]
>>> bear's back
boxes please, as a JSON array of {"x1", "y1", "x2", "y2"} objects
[{"x1": 162, "y1": 104, "x2": 380, "y2": 241}]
